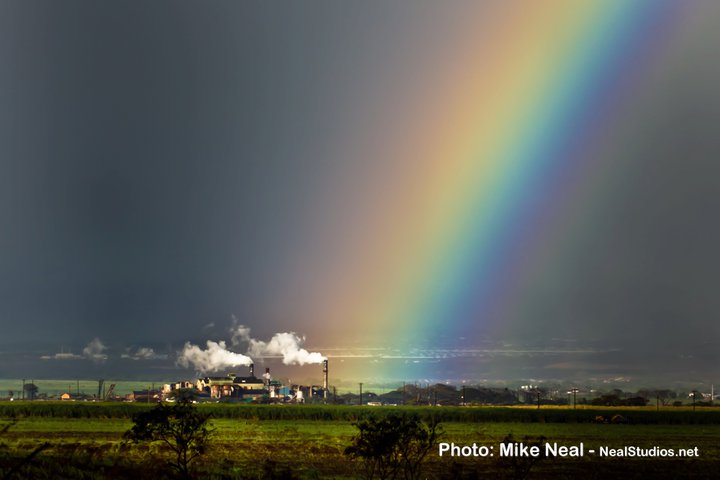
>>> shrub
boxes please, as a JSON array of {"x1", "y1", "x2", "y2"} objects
[
  {"x1": 124, "y1": 400, "x2": 213, "y2": 479},
  {"x1": 344, "y1": 414, "x2": 441, "y2": 480}
]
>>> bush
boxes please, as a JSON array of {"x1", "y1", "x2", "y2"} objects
[
  {"x1": 344, "y1": 414, "x2": 441, "y2": 480},
  {"x1": 124, "y1": 400, "x2": 213, "y2": 479}
]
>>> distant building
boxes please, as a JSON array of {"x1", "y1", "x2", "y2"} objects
[
  {"x1": 142, "y1": 362, "x2": 329, "y2": 404},
  {"x1": 162, "y1": 381, "x2": 195, "y2": 395},
  {"x1": 126, "y1": 390, "x2": 162, "y2": 402},
  {"x1": 195, "y1": 373, "x2": 266, "y2": 400}
]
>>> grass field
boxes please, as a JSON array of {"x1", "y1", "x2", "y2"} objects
[
  {"x1": 1, "y1": 404, "x2": 719, "y2": 479},
  {"x1": 0, "y1": 379, "x2": 166, "y2": 399}
]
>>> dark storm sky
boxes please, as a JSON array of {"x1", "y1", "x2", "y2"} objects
[
  {"x1": 0, "y1": 2, "x2": 386, "y2": 345},
  {"x1": 1, "y1": 1, "x2": 719, "y2": 385}
]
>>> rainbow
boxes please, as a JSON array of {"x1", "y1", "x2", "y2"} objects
[
  {"x1": 290, "y1": 1, "x2": 695, "y2": 352},
  {"x1": 396, "y1": 0, "x2": 687, "y2": 343}
]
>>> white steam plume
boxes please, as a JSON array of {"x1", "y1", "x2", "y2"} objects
[
  {"x1": 40, "y1": 352, "x2": 83, "y2": 361},
  {"x1": 122, "y1": 347, "x2": 168, "y2": 361},
  {"x1": 83, "y1": 338, "x2": 108, "y2": 363},
  {"x1": 177, "y1": 340, "x2": 253, "y2": 373},
  {"x1": 230, "y1": 323, "x2": 251, "y2": 346},
  {"x1": 248, "y1": 332, "x2": 326, "y2": 365},
  {"x1": 230, "y1": 322, "x2": 326, "y2": 365}
]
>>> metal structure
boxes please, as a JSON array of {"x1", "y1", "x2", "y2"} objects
[
  {"x1": 322, "y1": 359, "x2": 328, "y2": 400},
  {"x1": 104, "y1": 384, "x2": 116, "y2": 400}
]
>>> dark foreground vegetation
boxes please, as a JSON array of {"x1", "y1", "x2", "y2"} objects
[
  {"x1": 2, "y1": 401, "x2": 720, "y2": 424},
  {"x1": 2, "y1": 402, "x2": 720, "y2": 479}
]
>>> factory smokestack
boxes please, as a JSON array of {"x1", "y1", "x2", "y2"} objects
[
  {"x1": 249, "y1": 363, "x2": 254, "y2": 377},
  {"x1": 323, "y1": 359, "x2": 328, "y2": 400},
  {"x1": 263, "y1": 367, "x2": 271, "y2": 387}
]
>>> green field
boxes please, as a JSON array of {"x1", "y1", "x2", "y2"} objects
[
  {"x1": 0, "y1": 379, "x2": 166, "y2": 399},
  {"x1": 1, "y1": 403, "x2": 719, "y2": 479}
]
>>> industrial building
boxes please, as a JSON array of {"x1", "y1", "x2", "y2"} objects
[{"x1": 160, "y1": 360, "x2": 329, "y2": 403}]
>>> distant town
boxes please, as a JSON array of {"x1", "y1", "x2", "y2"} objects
[{"x1": 4, "y1": 360, "x2": 717, "y2": 409}]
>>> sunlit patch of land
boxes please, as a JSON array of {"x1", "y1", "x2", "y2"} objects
[{"x1": 1, "y1": 403, "x2": 720, "y2": 478}]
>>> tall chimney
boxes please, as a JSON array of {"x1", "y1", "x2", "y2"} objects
[
  {"x1": 264, "y1": 367, "x2": 271, "y2": 387},
  {"x1": 249, "y1": 363, "x2": 254, "y2": 377},
  {"x1": 323, "y1": 359, "x2": 328, "y2": 400}
]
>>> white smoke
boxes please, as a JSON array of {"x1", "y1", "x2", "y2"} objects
[
  {"x1": 179, "y1": 320, "x2": 326, "y2": 371},
  {"x1": 40, "y1": 339, "x2": 107, "y2": 361},
  {"x1": 230, "y1": 322, "x2": 251, "y2": 346},
  {"x1": 83, "y1": 338, "x2": 108, "y2": 363},
  {"x1": 248, "y1": 332, "x2": 326, "y2": 365},
  {"x1": 230, "y1": 322, "x2": 326, "y2": 365},
  {"x1": 40, "y1": 352, "x2": 83, "y2": 360},
  {"x1": 177, "y1": 340, "x2": 253, "y2": 373},
  {"x1": 122, "y1": 347, "x2": 167, "y2": 361},
  {"x1": 134, "y1": 347, "x2": 159, "y2": 359}
]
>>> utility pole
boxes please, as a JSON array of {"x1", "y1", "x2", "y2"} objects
[
  {"x1": 461, "y1": 385, "x2": 466, "y2": 406},
  {"x1": 359, "y1": 383, "x2": 363, "y2": 406},
  {"x1": 569, "y1": 388, "x2": 579, "y2": 409}
]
